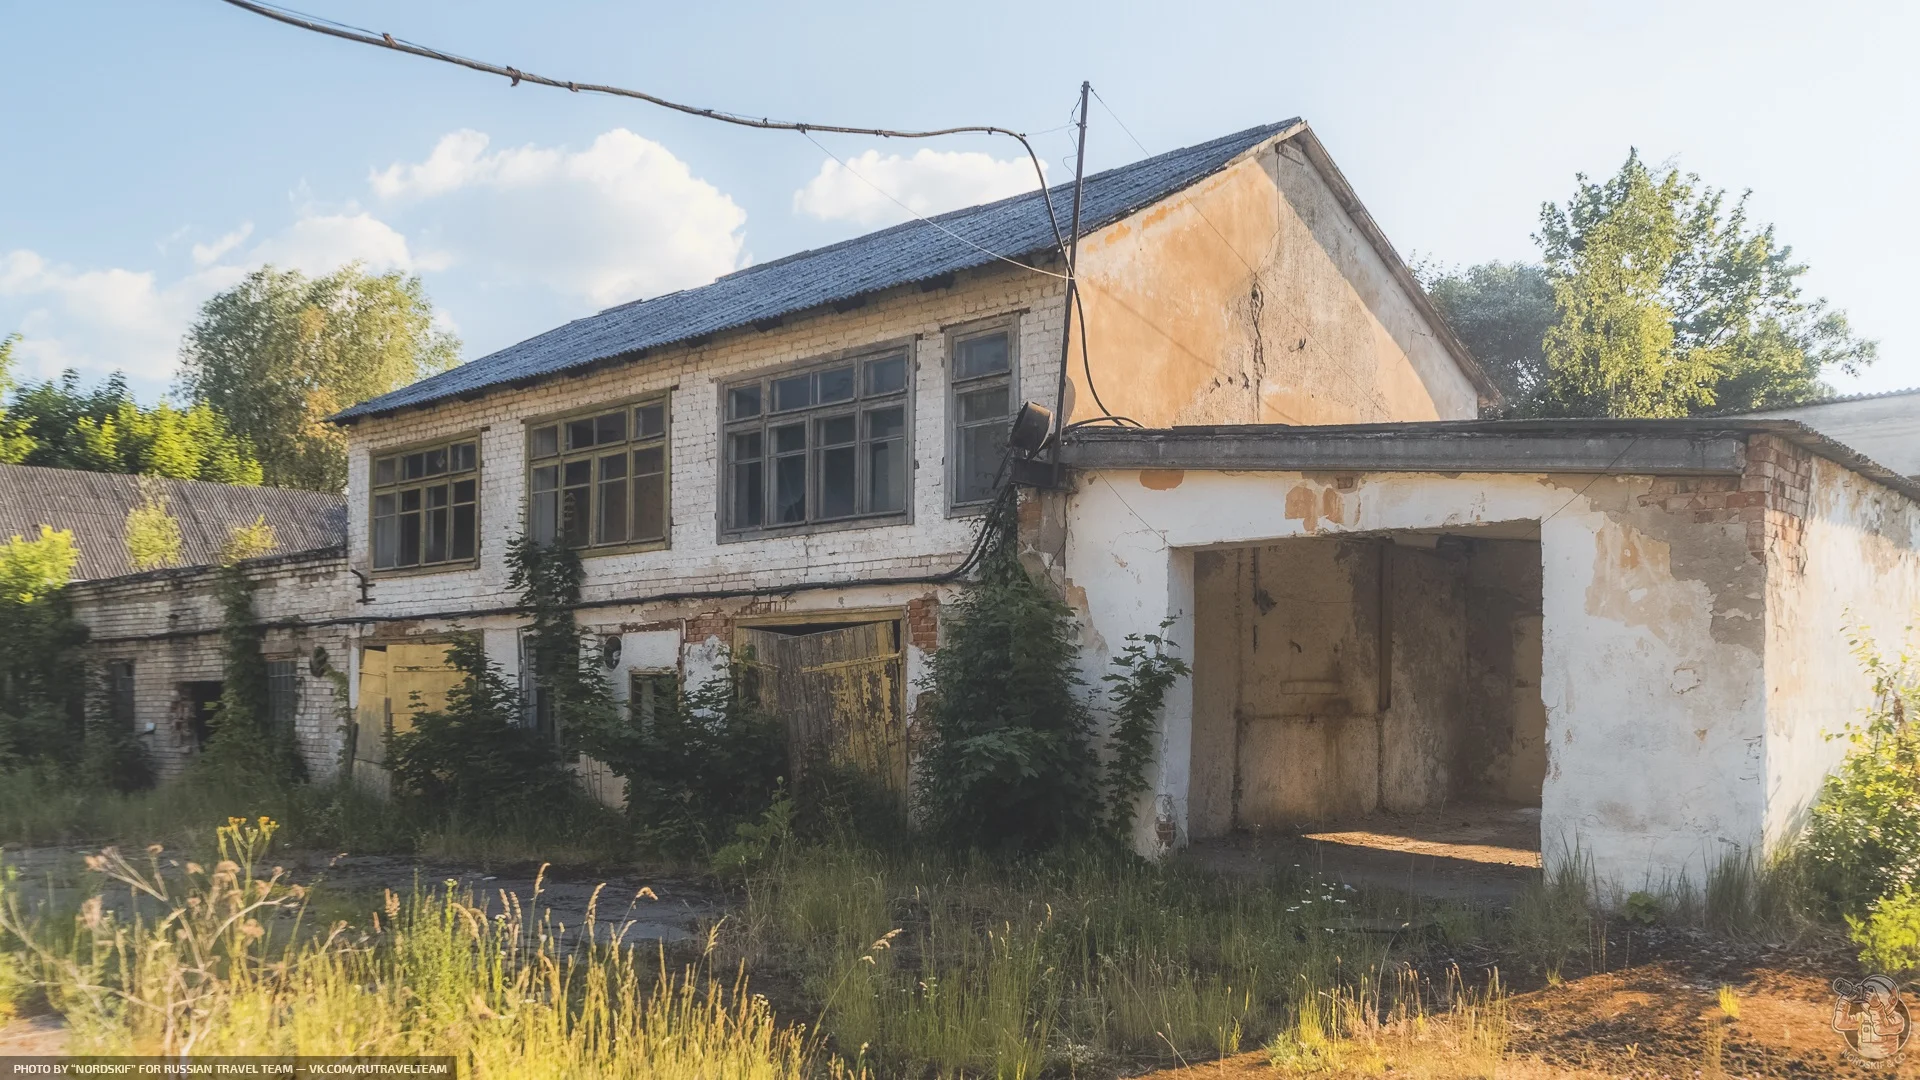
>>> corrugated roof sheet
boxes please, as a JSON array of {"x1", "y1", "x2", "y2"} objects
[
  {"x1": 335, "y1": 120, "x2": 1303, "y2": 421},
  {"x1": 0, "y1": 465, "x2": 346, "y2": 580}
]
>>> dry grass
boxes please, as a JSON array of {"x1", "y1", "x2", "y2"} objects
[
  {"x1": 0, "y1": 817, "x2": 837, "y2": 1078},
  {"x1": 1265, "y1": 966, "x2": 1508, "y2": 1079}
]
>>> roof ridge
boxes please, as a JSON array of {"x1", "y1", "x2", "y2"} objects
[{"x1": 1737, "y1": 385, "x2": 1920, "y2": 410}]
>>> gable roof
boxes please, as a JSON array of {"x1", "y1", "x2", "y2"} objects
[
  {"x1": 0, "y1": 465, "x2": 347, "y2": 581},
  {"x1": 337, "y1": 119, "x2": 1489, "y2": 422}
]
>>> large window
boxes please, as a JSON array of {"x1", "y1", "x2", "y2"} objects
[
  {"x1": 372, "y1": 437, "x2": 479, "y2": 570},
  {"x1": 948, "y1": 322, "x2": 1016, "y2": 506},
  {"x1": 527, "y1": 398, "x2": 670, "y2": 551},
  {"x1": 723, "y1": 349, "x2": 911, "y2": 534}
]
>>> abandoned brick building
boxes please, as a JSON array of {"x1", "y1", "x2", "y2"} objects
[{"x1": 28, "y1": 121, "x2": 1920, "y2": 892}]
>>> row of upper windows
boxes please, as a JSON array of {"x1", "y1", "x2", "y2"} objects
[{"x1": 368, "y1": 319, "x2": 1018, "y2": 572}]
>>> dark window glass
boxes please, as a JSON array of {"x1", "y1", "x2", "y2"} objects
[
  {"x1": 959, "y1": 383, "x2": 1009, "y2": 423},
  {"x1": 373, "y1": 492, "x2": 398, "y2": 568},
  {"x1": 423, "y1": 484, "x2": 449, "y2": 564},
  {"x1": 423, "y1": 447, "x2": 448, "y2": 476},
  {"x1": 817, "y1": 414, "x2": 857, "y2": 519},
  {"x1": 451, "y1": 503, "x2": 476, "y2": 560},
  {"x1": 772, "y1": 374, "x2": 812, "y2": 412},
  {"x1": 729, "y1": 385, "x2": 762, "y2": 420},
  {"x1": 865, "y1": 354, "x2": 907, "y2": 395},
  {"x1": 267, "y1": 659, "x2": 299, "y2": 731},
  {"x1": 562, "y1": 459, "x2": 592, "y2": 547},
  {"x1": 775, "y1": 456, "x2": 807, "y2": 523},
  {"x1": 398, "y1": 491, "x2": 422, "y2": 567},
  {"x1": 451, "y1": 443, "x2": 477, "y2": 472},
  {"x1": 867, "y1": 406, "x2": 907, "y2": 514},
  {"x1": 594, "y1": 411, "x2": 626, "y2": 445},
  {"x1": 633, "y1": 447, "x2": 666, "y2": 541},
  {"x1": 956, "y1": 393, "x2": 1011, "y2": 504},
  {"x1": 530, "y1": 465, "x2": 559, "y2": 546},
  {"x1": 817, "y1": 366, "x2": 855, "y2": 404},
  {"x1": 374, "y1": 457, "x2": 397, "y2": 486},
  {"x1": 566, "y1": 418, "x2": 596, "y2": 451},
  {"x1": 403, "y1": 452, "x2": 426, "y2": 480},
  {"x1": 636, "y1": 403, "x2": 666, "y2": 438},
  {"x1": 107, "y1": 660, "x2": 136, "y2": 728},
  {"x1": 955, "y1": 332, "x2": 1010, "y2": 379},
  {"x1": 730, "y1": 432, "x2": 763, "y2": 529},
  {"x1": 597, "y1": 453, "x2": 629, "y2": 544},
  {"x1": 531, "y1": 426, "x2": 560, "y2": 458}
]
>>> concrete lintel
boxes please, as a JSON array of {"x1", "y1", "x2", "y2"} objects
[{"x1": 1059, "y1": 429, "x2": 1744, "y2": 476}]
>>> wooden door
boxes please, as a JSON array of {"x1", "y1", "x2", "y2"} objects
[{"x1": 738, "y1": 623, "x2": 907, "y2": 800}]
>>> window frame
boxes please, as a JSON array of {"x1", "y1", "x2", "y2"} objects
[
  {"x1": 368, "y1": 431, "x2": 483, "y2": 575},
  {"x1": 945, "y1": 315, "x2": 1021, "y2": 512},
  {"x1": 266, "y1": 658, "x2": 300, "y2": 732},
  {"x1": 106, "y1": 659, "x2": 136, "y2": 731},
  {"x1": 522, "y1": 392, "x2": 674, "y2": 558},
  {"x1": 717, "y1": 341, "x2": 917, "y2": 542}
]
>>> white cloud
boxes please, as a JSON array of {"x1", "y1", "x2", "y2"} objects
[
  {"x1": 0, "y1": 207, "x2": 425, "y2": 393},
  {"x1": 191, "y1": 223, "x2": 254, "y2": 267},
  {"x1": 370, "y1": 128, "x2": 745, "y2": 306},
  {"x1": 792, "y1": 148, "x2": 1045, "y2": 227},
  {"x1": 251, "y1": 211, "x2": 435, "y2": 276}
]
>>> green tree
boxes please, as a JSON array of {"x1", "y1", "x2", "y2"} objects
[
  {"x1": 0, "y1": 335, "x2": 39, "y2": 463},
  {"x1": 177, "y1": 264, "x2": 460, "y2": 492},
  {"x1": 1420, "y1": 262, "x2": 1557, "y2": 414},
  {"x1": 1536, "y1": 151, "x2": 1875, "y2": 417},
  {"x1": 0, "y1": 527, "x2": 89, "y2": 770},
  {"x1": 1424, "y1": 152, "x2": 1875, "y2": 418},
  {"x1": 3, "y1": 367, "x2": 262, "y2": 483}
]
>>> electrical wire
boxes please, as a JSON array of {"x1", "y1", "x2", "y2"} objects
[{"x1": 215, "y1": 0, "x2": 1074, "y2": 278}]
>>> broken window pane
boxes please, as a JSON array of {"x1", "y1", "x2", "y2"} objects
[
  {"x1": 866, "y1": 354, "x2": 907, "y2": 395},
  {"x1": 423, "y1": 447, "x2": 448, "y2": 476},
  {"x1": 531, "y1": 426, "x2": 559, "y2": 458},
  {"x1": 954, "y1": 331, "x2": 1010, "y2": 379}
]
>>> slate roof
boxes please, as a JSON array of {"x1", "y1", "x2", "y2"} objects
[
  {"x1": 0, "y1": 465, "x2": 347, "y2": 581},
  {"x1": 335, "y1": 120, "x2": 1307, "y2": 422}
]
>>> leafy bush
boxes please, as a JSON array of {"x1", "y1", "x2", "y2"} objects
[
  {"x1": 1801, "y1": 628, "x2": 1920, "y2": 914},
  {"x1": 195, "y1": 567, "x2": 303, "y2": 787},
  {"x1": 386, "y1": 635, "x2": 577, "y2": 822},
  {"x1": 914, "y1": 495, "x2": 1102, "y2": 853},
  {"x1": 1102, "y1": 622, "x2": 1191, "y2": 841},
  {"x1": 0, "y1": 528, "x2": 93, "y2": 773},
  {"x1": 625, "y1": 664, "x2": 787, "y2": 856},
  {"x1": 1850, "y1": 888, "x2": 1920, "y2": 974}
]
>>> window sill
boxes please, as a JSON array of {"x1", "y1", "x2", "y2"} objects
[
  {"x1": 719, "y1": 512, "x2": 913, "y2": 545},
  {"x1": 578, "y1": 539, "x2": 671, "y2": 559},
  {"x1": 370, "y1": 560, "x2": 481, "y2": 579}
]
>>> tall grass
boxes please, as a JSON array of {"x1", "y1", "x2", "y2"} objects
[
  {"x1": 730, "y1": 845, "x2": 1463, "y2": 1076},
  {"x1": 1266, "y1": 965, "x2": 1508, "y2": 1079},
  {"x1": 0, "y1": 768, "x2": 635, "y2": 868},
  {"x1": 1, "y1": 817, "x2": 832, "y2": 1077}
]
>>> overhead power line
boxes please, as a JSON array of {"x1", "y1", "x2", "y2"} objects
[{"x1": 214, "y1": 0, "x2": 1071, "y2": 273}]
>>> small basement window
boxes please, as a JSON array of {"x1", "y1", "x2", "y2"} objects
[{"x1": 371, "y1": 436, "x2": 479, "y2": 570}]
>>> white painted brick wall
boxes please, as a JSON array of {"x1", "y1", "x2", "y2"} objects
[{"x1": 344, "y1": 267, "x2": 1068, "y2": 621}]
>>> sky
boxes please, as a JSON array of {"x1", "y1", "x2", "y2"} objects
[{"x1": 3, "y1": 1, "x2": 1916, "y2": 403}]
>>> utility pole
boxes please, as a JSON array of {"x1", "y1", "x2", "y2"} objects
[{"x1": 1050, "y1": 81, "x2": 1091, "y2": 464}]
